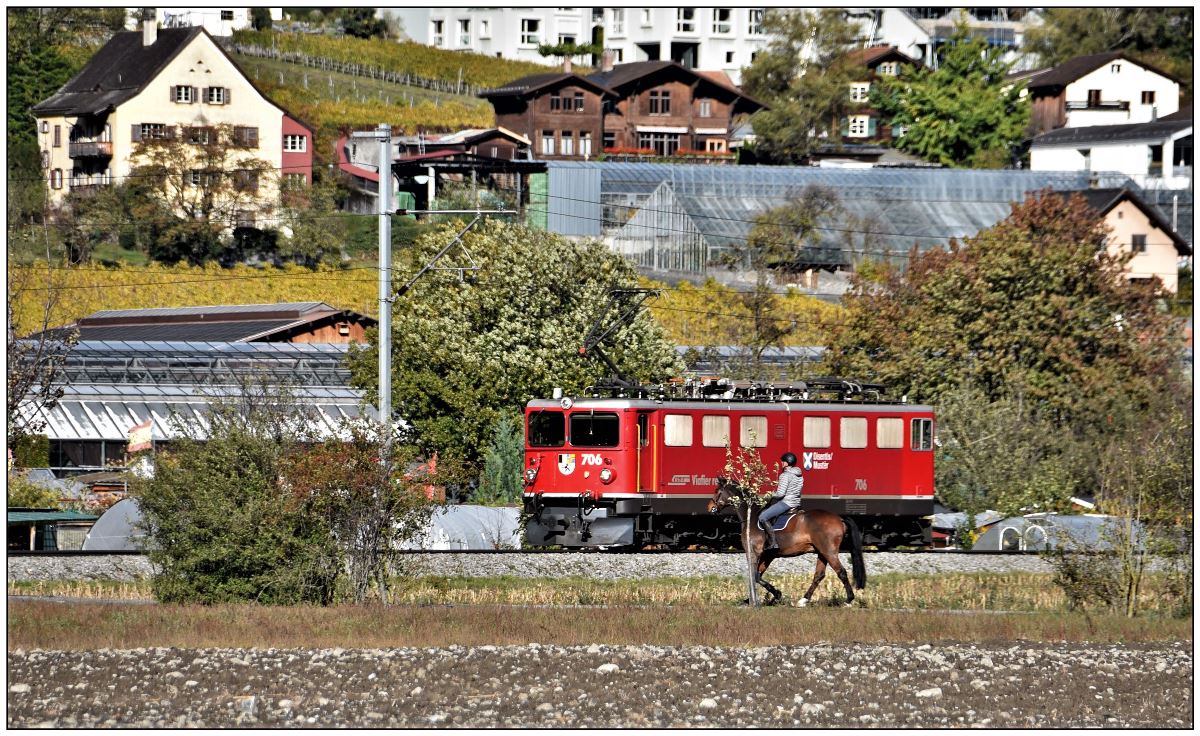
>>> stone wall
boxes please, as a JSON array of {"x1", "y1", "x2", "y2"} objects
[{"x1": 8, "y1": 554, "x2": 155, "y2": 582}]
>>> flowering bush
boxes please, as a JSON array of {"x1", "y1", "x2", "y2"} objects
[{"x1": 602, "y1": 146, "x2": 657, "y2": 156}]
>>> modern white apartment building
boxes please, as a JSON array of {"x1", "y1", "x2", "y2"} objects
[
  {"x1": 845, "y1": 8, "x2": 1041, "y2": 71},
  {"x1": 385, "y1": 7, "x2": 769, "y2": 84}
]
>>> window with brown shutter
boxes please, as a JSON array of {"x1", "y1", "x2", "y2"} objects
[
  {"x1": 53, "y1": 125, "x2": 61, "y2": 147},
  {"x1": 233, "y1": 126, "x2": 259, "y2": 148}
]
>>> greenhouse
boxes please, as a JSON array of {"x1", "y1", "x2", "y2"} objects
[{"x1": 544, "y1": 162, "x2": 1152, "y2": 276}]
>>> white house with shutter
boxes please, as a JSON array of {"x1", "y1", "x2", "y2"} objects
[{"x1": 33, "y1": 19, "x2": 313, "y2": 212}]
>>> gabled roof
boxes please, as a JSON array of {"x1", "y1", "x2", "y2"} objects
[
  {"x1": 32, "y1": 26, "x2": 314, "y2": 132},
  {"x1": 1032, "y1": 118, "x2": 1193, "y2": 147},
  {"x1": 1066, "y1": 188, "x2": 1191, "y2": 255},
  {"x1": 846, "y1": 45, "x2": 921, "y2": 69},
  {"x1": 585, "y1": 60, "x2": 767, "y2": 109},
  {"x1": 1026, "y1": 51, "x2": 1184, "y2": 90},
  {"x1": 33, "y1": 27, "x2": 203, "y2": 116},
  {"x1": 1157, "y1": 107, "x2": 1193, "y2": 124},
  {"x1": 40, "y1": 302, "x2": 376, "y2": 343},
  {"x1": 478, "y1": 72, "x2": 616, "y2": 99}
]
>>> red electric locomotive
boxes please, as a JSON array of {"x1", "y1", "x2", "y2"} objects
[{"x1": 522, "y1": 378, "x2": 934, "y2": 550}]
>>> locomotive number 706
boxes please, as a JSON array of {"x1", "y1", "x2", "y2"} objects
[{"x1": 581, "y1": 453, "x2": 604, "y2": 465}]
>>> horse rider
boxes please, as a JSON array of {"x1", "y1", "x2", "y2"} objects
[{"x1": 759, "y1": 452, "x2": 804, "y2": 550}]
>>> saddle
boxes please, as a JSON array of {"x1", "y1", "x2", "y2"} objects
[{"x1": 765, "y1": 510, "x2": 802, "y2": 532}]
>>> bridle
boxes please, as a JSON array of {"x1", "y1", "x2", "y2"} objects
[{"x1": 708, "y1": 480, "x2": 737, "y2": 514}]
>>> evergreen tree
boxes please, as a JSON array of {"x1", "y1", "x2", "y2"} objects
[
  {"x1": 871, "y1": 23, "x2": 1029, "y2": 168},
  {"x1": 475, "y1": 414, "x2": 524, "y2": 505}
]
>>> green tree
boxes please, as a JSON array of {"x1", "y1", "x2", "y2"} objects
[
  {"x1": 131, "y1": 398, "x2": 342, "y2": 605},
  {"x1": 7, "y1": 472, "x2": 61, "y2": 508},
  {"x1": 278, "y1": 172, "x2": 350, "y2": 264},
  {"x1": 824, "y1": 191, "x2": 1183, "y2": 428},
  {"x1": 933, "y1": 384, "x2": 1088, "y2": 516},
  {"x1": 537, "y1": 41, "x2": 601, "y2": 64},
  {"x1": 1024, "y1": 8, "x2": 1193, "y2": 96},
  {"x1": 740, "y1": 9, "x2": 862, "y2": 163},
  {"x1": 720, "y1": 186, "x2": 845, "y2": 368},
  {"x1": 347, "y1": 221, "x2": 682, "y2": 465},
  {"x1": 250, "y1": 7, "x2": 273, "y2": 31},
  {"x1": 339, "y1": 8, "x2": 387, "y2": 39},
  {"x1": 871, "y1": 23, "x2": 1029, "y2": 168},
  {"x1": 474, "y1": 414, "x2": 524, "y2": 505},
  {"x1": 283, "y1": 426, "x2": 439, "y2": 603},
  {"x1": 125, "y1": 123, "x2": 276, "y2": 265}
]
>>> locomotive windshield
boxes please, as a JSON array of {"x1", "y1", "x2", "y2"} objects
[
  {"x1": 528, "y1": 411, "x2": 565, "y2": 447},
  {"x1": 569, "y1": 412, "x2": 620, "y2": 447}
]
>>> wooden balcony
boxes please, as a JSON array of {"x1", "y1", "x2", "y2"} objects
[{"x1": 68, "y1": 141, "x2": 113, "y2": 158}]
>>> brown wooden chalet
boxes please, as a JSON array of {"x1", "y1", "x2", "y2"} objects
[
  {"x1": 37, "y1": 302, "x2": 376, "y2": 343},
  {"x1": 479, "y1": 55, "x2": 766, "y2": 159},
  {"x1": 841, "y1": 46, "x2": 922, "y2": 145},
  {"x1": 478, "y1": 70, "x2": 616, "y2": 161}
]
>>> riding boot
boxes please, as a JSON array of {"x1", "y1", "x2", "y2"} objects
[{"x1": 764, "y1": 526, "x2": 779, "y2": 550}]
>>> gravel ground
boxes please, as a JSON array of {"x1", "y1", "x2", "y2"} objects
[
  {"x1": 5, "y1": 551, "x2": 1062, "y2": 583},
  {"x1": 399, "y1": 551, "x2": 1060, "y2": 579},
  {"x1": 7, "y1": 642, "x2": 1191, "y2": 728}
]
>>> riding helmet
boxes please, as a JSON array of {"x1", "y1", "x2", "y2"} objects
[{"x1": 780, "y1": 452, "x2": 798, "y2": 466}]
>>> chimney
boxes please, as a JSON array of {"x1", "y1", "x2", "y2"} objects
[
  {"x1": 562, "y1": 56, "x2": 572, "y2": 73},
  {"x1": 142, "y1": 8, "x2": 158, "y2": 47},
  {"x1": 601, "y1": 49, "x2": 615, "y2": 73},
  {"x1": 1151, "y1": 105, "x2": 1158, "y2": 121}
]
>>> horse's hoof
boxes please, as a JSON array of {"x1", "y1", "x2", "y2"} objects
[{"x1": 843, "y1": 602, "x2": 854, "y2": 608}]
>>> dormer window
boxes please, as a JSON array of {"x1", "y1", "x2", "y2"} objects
[{"x1": 877, "y1": 61, "x2": 898, "y2": 76}]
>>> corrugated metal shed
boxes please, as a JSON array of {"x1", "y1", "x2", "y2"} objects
[{"x1": 547, "y1": 164, "x2": 601, "y2": 236}]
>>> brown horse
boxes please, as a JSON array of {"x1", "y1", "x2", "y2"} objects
[{"x1": 708, "y1": 477, "x2": 866, "y2": 607}]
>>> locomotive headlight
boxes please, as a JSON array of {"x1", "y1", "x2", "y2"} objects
[
  {"x1": 525, "y1": 467, "x2": 538, "y2": 483},
  {"x1": 599, "y1": 468, "x2": 615, "y2": 484}
]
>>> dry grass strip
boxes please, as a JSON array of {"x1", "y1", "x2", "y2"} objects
[{"x1": 8, "y1": 599, "x2": 1189, "y2": 651}]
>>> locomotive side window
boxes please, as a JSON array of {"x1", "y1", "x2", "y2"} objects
[
  {"x1": 840, "y1": 417, "x2": 868, "y2": 448},
  {"x1": 739, "y1": 416, "x2": 768, "y2": 447},
  {"x1": 804, "y1": 417, "x2": 830, "y2": 448},
  {"x1": 912, "y1": 418, "x2": 934, "y2": 451},
  {"x1": 702, "y1": 415, "x2": 730, "y2": 447},
  {"x1": 664, "y1": 414, "x2": 693, "y2": 446},
  {"x1": 877, "y1": 417, "x2": 904, "y2": 449},
  {"x1": 528, "y1": 412, "x2": 565, "y2": 447},
  {"x1": 569, "y1": 412, "x2": 620, "y2": 447},
  {"x1": 638, "y1": 413, "x2": 650, "y2": 447}
]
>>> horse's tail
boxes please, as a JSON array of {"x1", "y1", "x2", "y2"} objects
[{"x1": 844, "y1": 517, "x2": 867, "y2": 590}]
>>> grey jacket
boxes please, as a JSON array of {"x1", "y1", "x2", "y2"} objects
[{"x1": 774, "y1": 466, "x2": 804, "y2": 508}]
